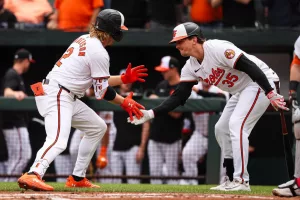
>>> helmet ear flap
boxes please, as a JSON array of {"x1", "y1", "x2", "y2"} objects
[{"x1": 111, "y1": 31, "x2": 123, "y2": 42}]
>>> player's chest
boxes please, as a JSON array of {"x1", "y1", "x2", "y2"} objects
[{"x1": 194, "y1": 65, "x2": 240, "y2": 88}]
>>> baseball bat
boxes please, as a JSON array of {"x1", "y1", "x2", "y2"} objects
[{"x1": 275, "y1": 81, "x2": 294, "y2": 180}]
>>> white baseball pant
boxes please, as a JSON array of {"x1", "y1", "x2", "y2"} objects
[
  {"x1": 3, "y1": 127, "x2": 31, "y2": 182},
  {"x1": 294, "y1": 123, "x2": 300, "y2": 178},
  {"x1": 215, "y1": 82, "x2": 272, "y2": 182},
  {"x1": 182, "y1": 113, "x2": 209, "y2": 182},
  {"x1": 111, "y1": 146, "x2": 141, "y2": 184},
  {"x1": 29, "y1": 83, "x2": 107, "y2": 178},
  {"x1": 148, "y1": 139, "x2": 181, "y2": 184},
  {"x1": 95, "y1": 131, "x2": 115, "y2": 183}
]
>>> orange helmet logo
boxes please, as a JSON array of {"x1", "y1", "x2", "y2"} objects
[{"x1": 173, "y1": 30, "x2": 177, "y2": 38}]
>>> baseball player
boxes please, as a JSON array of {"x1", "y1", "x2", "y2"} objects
[
  {"x1": 54, "y1": 89, "x2": 114, "y2": 183},
  {"x1": 129, "y1": 22, "x2": 289, "y2": 191},
  {"x1": 181, "y1": 82, "x2": 228, "y2": 185},
  {"x1": 95, "y1": 111, "x2": 116, "y2": 183},
  {"x1": 17, "y1": 9, "x2": 148, "y2": 191},
  {"x1": 146, "y1": 56, "x2": 186, "y2": 185},
  {"x1": 0, "y1": 49, "x2": 34, "y2": 182},
  {"x1": 110, "y1": 76, "x2": 148, "y2": 184},
  {"x1": 272, "y1": 35, "x2": 300, "y2": 197}
]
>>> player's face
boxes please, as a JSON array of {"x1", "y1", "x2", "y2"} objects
[
  {"x1": 107, "y1": 37, "x2": 114, "y2": 46},
  {"x1": 175, "y1": 38, "x2": 192, "y2": 57},
  {"x1": 161, "y1": 68, "x2": 175, "y2": 81},
  {"x1": 22, "y1": 59, "x2": 30, "y2": 73}
]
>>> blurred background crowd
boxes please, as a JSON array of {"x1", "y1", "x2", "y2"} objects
[{"x1": 0, "y1": 0, "x2": 300, "y2": 31}]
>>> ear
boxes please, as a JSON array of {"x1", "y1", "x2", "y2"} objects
[{"x1": 192, "y1": 36, "x2": 198, "y2": 44}]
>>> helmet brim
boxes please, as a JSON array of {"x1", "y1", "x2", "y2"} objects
[{"x1": 169, "y1": 36, "x2": 188, "y2": 44}]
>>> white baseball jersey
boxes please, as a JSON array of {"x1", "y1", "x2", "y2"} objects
[
  {"x1": 47, "y1": 34, "x2": 110, "y2": 98},
  {"x1": 294, "y1": 36, "x2": 300, "y2": 58},
  {"x1": 181, "y1": 40, "x2": 279, "y2": 94}
]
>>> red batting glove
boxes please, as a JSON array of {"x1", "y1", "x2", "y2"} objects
[
  {"x1": 120, "y1": 92, "x2": 145, "y2": 121},
  {"x1": 267, "y1": 90, "x2": 289, "y2": 111},
  {"x1": 96, "y1": 146, "x2": 108, "y2": 169},
  {"x1": 121, "y1": 63, "x2": 148, "y2": 84}
]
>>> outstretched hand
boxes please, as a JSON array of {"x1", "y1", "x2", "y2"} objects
[
  {"x1": 267, "y1": 90, "x2": 289, "y2": 111},
  {"x1": 121, "y1": 92, "x2": 145, "y2": 121},
  {"x1": 128, "y1": 109, "x2": 155, "y2": 125},
  {"x1": 121, "y1": 63, "x2": 148, "y2": 84}
]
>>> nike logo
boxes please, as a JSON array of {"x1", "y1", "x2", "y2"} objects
[{"x1": 194, "y1": 68, "x2": 201, "y2": 73}]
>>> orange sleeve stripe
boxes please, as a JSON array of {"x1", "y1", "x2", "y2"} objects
[{"x1": 292, "y1": 55, "x2": 300, "y2": 66}]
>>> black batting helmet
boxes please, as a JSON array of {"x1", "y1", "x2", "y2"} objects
[
  {"x1": 94, "y1": 9, "x2": 128, "y2": 42},
  {"x1": 169, "y1": 22, "x2": 205, "y2": 44}
]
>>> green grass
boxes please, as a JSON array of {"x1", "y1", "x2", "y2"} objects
[{"x1": 0, "y1": 182, "x2": 276, "y2": 196}]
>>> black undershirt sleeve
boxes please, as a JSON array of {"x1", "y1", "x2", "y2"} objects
[
  {"x1": 152, "y1": 81, "x2": 197, "y2": 116},
  {"x1": 235, "y1": 54, "x2": 273, "y2": 94},
  {"x1": 103, "y1": 86, "x2": 117, "y2": 101}
]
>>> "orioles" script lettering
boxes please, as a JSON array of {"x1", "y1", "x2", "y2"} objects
[{"x1": 200, "y1": 67, "x2": 238, "y2": 88}]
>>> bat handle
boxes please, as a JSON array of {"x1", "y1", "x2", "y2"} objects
[{"x1": 279, "y1": 109, "x2": 288, "y2": 135}]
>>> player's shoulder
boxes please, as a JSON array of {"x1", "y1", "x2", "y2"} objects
[
  {"x1": 4, "y1": 68, "x2": 18, "y2": 78},
  {"x1": 204, "y1": 39, "x2": 236, "y2": 49},
  {"x1": 85, "y1": 35, "x2": 109, "y2": 58}
]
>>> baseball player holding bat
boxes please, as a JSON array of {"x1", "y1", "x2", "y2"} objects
[
  {"x1": 129, "y1": 22, "x2": 289, "y2": 191},
  {"x1": 272, "y1": 35, "x2": 300, "y2": 197},
  {"x1": 17, "y1": 9, "x2": 148, "y2": 191}
]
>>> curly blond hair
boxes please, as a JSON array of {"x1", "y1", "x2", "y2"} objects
[{"x1": 89, "y1": 25, "x2": 110, "y2": 42}]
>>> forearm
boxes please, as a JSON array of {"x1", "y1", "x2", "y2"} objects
[
  {"x1": 100, "y1": 124, "x2": 110, "y2": 148},
  {"x1": 153, "y1": 81, "x2": 196, "y2": 116},
  {"x1": 140, "y1": 121, "x2": 150, "y2": 150},
  {"x1": 109, "y1": 93, "x2": 124, "y2": 105},
  {"x1": 289, "y1": 64, "x2": 300, "y2": 93},
  {"x1": 108, "y1": 75, "x2": 123, "y2": 86},
  {"x1": 290, "y1": 64, "x2": 300, "y2": 82},
  {"x1": 4, "y1": 88, "x2": 16, "y2": 97}
]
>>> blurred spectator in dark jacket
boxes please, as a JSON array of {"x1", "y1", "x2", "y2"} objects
[
  {"x1": 147, "y1": 0, "x2": 184, "y2": 30},
  {"x1": 47, "y1": 0, "x2": 104, "y2": 32},
  {"x1": 111, "y1": 0, "x2": 148, "y2": 28},
  {"x1": 184, "y1": 0, "x2": 222, "y2": 29},
  {"x1": 4, "y1": 0, "x2": 52, "y2": 26},
  {"x1": 210, "y1": 0, "x2": 256, "y2": 28},
  {"x1": 262, "y1": 0, "x2": 300, "y2": 27},
  {"x1": 0, "y1": 0, "x2": 16, "y2": 29}
]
